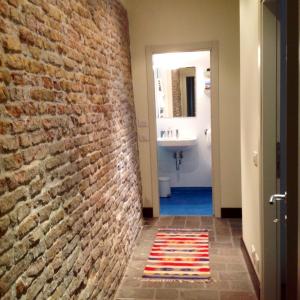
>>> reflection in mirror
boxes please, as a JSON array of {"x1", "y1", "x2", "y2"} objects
[{"x1": 154, "y1": 67, "x2": 196, "y2": 118}]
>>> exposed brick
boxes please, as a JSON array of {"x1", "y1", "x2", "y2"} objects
[
  {"x1": 0, "y1": 177, "x2": 8, "y2": 195},
  {"x1": 6, "y1": 164, "x2": 39, "y2": 190},
  {"x1": 16, "y1": 202, "x2": 31, "y2": 222},
  {"x1": 0, "y1": 83, "x2": 8, "y2": 102},
  {"x1": 31, "y1": 88, "x2": 55, "y2": 101},
  {"x1": 15, "y1": 278, "x2": 27, "y2": 298},
  {"x1": 0, "y1": 1, "x2": 9, "y2": 17},
  {"x1": 0, "y1": 232, "x2": 14, "y2": 256},
  {"x1": 0, "y1": 135, "x2": 19, "y2": 152},
  {"x1": 26, "y1": 256, "x2": 45, "y2": 277},
  {"x1": 2, "y1": 152, "x2": 23, "y2": 170},
  {"x1": 0, "y1": 1, "x2": 142, "y2": 299},
  {"x1": 2, "y1": 35, "x2": 21, "y2": 52},
  {"x1": 0, "y1": 253, "x2": 33, "y2": 297},
  {"x1": 17, "y1": 213, "x2": 38, "y2": 239},
  {"x1": 8, "y1": 0, "x2": 24, "y2": 8},
  {"x1": 0, "y1": 216, "x2": 10, "y2": 237},
  {"x1": 5, "y1": 54, "x2": 27, "y2": 70},
  {"x1": 0, "y1": 69, "x2": 11, "y2": 84},
  {"x1": 14, "y1": 240, "x2": 29, "y2": 262},
  {"x1": 0, "y1": 186, "x2": 27, "y2": 214}
]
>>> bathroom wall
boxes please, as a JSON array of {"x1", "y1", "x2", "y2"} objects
[
  {"x1": 122, "y1": 0, "x2": 242, "y2": 209},
  {"x1": 0, "y1": 0, "x2": 142, "y2": 299},
  {"x1": 240, "y1": 0, "x2": 261, "y2": 277},
  {"x1": 155, "y1": 52, "x2": 212, "y2": 188}
]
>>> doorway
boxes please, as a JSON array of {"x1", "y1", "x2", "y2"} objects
[
  {"x1": 153, "y1": 51, "x2": 212, "y2": 216},
  {"x1": 145, "y1": 43, "x2": 221, "y2": 218}
]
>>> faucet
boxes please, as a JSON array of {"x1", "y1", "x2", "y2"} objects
[
  {"x1": 160, "y1": 130, "x2": 165, "y2": 138},
  {"x1": 176, "y1": 129, "x2": 179, "y2": 138}
]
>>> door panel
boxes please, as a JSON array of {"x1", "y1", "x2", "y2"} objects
[
  {"x1": 260, "y1": 2, "x2": 278, "y2": 299},
  {"x1": 261, "y1": 0, "x2": 299, "y2": 299},
  {"x1": 285, "y1": 0, "x2": 299, "y2": 298}
]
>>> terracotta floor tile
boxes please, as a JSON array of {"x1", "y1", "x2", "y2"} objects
[{"x1": 115, "y1": 217, "x2": 257, "y2": 300}]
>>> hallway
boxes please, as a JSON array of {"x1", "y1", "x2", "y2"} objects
[{"x1": 115, "y1": 217, "x2": 256, "y2": 300}]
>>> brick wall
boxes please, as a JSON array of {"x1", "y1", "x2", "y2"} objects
[
  {"x1": 171, "y1": 69, "x2": 182, "y2": 117},
  {"x1": 0, "y1": 0, "x2": 143, "y2": 299}
]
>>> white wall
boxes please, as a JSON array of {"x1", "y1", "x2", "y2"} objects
[
  {"x1": 240, "y1": 0, "x2": 261, "y2": 277},
  {"x1": 154, "y1": 52, "x2": 212, "y2": 187},
  {"x1": 122, "y1": 0, "x2": 241, "y2": 209}
]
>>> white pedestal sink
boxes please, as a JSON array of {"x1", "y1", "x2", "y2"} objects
[{"x1": 157, "y1": 136, "x2": 197, "y2": 152}]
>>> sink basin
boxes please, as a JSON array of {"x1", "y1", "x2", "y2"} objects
[{"x1": 157, "y1": 136, "x2": 197, "y2": 152}]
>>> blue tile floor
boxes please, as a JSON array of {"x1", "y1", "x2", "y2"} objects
[{"x1": 160, "y1": 187, "x2": 213, "y2": 216}]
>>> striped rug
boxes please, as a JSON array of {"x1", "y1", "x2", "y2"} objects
[{"x1": 142, "y1": 228, "x2": 210, "y2": 281}]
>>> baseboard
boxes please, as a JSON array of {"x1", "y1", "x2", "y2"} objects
[
  {"x1": 221, "y1": 208, "x2": 242, "y2": 218},
  {"x1": 142, "y1": 207, "x2": 153, "y2": 218},
  {"x1": 171, "y1": 187, "x2": 212, "y2": 192},
  {"x1": 240, "y1": 238, "x2": 260, "y2": 299}
]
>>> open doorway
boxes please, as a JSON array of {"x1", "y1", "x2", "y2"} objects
[
  {"x1": 152, "y1": 51, "x2": 213, "y2": 216},
  {"x1": 146, "y1": 43, "x2": 221, "y2": 218}
]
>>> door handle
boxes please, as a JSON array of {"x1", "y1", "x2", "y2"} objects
[{"x1": 269, "y1": 192, "x2": 287, "y2": 205}]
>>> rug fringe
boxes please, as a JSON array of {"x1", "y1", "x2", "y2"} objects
[{"x1": 139, "y1": 277, "x2": 216, "y2": 285}]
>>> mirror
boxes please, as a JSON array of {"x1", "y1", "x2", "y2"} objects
[{"x1": 154, "y1": 67, "x2": 196, "y2": 118}]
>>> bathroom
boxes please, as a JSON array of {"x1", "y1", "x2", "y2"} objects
[{"x1": 153, "y1": 51, "x2": 214, "y2": 216}]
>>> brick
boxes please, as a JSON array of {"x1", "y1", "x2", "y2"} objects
[
  {"x1": 5, "y1": 104, "x2": 23, "y2": 117},
  {"x1": 45, "y1": 238, "x2": 66, "y2": 263},
  {"x1": 8, "y1": 0, "x2": 24, "y2": 8},
  {"x1": 26, "y1": 256, "x2": 45, "y2": 277},
  {"x1": 27, "y1": 60, "x2": 44, "y2": 73},
  {"x1": 0, "y1": 253, "x2": 33, "y2": 297},
  {"x1": 29, "y1": 177, "x2": 45, "y2": 197},
  {"x1": 37, "y1": 204, "x2": 52, "y2": 222},
  {"x1": 19, "y1": 27, "x2": 37, "y2": 46},
  {"x1": 0, "y1": 231, "x2": 14, "y2": 254},
  {"x1": 0, "y1": 177, "x2": 7, "y2": 195},
  {"x1": 2, "y1": 152, "x2": 23, "y2": 170},
  {"x1": 0, "y1": 248, "x2": 13, "y2": 268},
  {"x1": 17, "y1": 214, "x2": 38, "y2": 239},
  {"x1": 5, "y1": 54, "x2": 27, "y2": 70},
  {"x1": 31, "y1": 88, "x2": 55, "y2": 101},
  {"x1": 45, "y1": 156, "x2": 62, "y2": 170},
  {"x1": 50, "y1": 209, "x2": 64, "y2": 226},
  {"x1": 0, "y1": 1, "x2": 9, "y2": 17},
  {"x1": 14, "y1": 240, "x2": 28, "y2": 261},
  {"x1": 0, "y1": 186, "x2": 27, "y2": 214},
  {"x1": 45, "y1": 222, "x2": 66, "y2": 248},
  {"x1": 15, "y1": 278, "x2": 27, "y2": 298},
  {"x1": 28, "y1": 227, "x2": 43, "y2": 247},
  {"x1": 22, "y1": 144, "x2": 48, "y2": 164},
  {"x1": 28, "y1": 46, "x2": 41, "y2": 59},
  {"x1": 0, "y1": 84, "x2": 8, "y2": 102},
  {"x1": 6, "y1": 164, "x2": 38, "y2": 190},
  {"x1": 2, "y1": 35, "x2": 21, "y2": 52},
  {"x1": 0, "y1": 135, "x2": 19, "y2": 152},
  {"x1": 0, "y1": 216, "x2": 10, "y2": 237},
  {"x1": 0, "y1": 69, "x2": 11, "y2": 83},
  {"x1": 16, "y1": 202, "x2": 31, "y2": 222}
]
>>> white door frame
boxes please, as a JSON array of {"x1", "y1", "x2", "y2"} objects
[{"x1": 145, "y1": 42, "x2": 221, "y2": 217}]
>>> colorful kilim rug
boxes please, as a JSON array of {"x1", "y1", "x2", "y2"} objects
[{"x1": 142, "y1": 228, "x2": 210, "y2": 281}]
